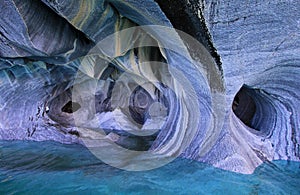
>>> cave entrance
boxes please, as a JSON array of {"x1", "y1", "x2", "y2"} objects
[
  {"x1": 232, "y1": 85, "x2": 257, "y2": 128},
  {"x1": 61, "y1": 101, "x2": 81, "y2": 113}
]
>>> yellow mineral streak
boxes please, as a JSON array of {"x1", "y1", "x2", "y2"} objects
[{"x1": 71, "y1": 1, "x2": 94, "y2": 29}]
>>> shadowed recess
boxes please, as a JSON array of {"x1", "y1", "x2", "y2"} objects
[
  {"x1": 61, "y1": 101, "x2": 81, "y2": 113},
  {"x1": 232, "y1": 85, "x2": 257, "y2": 129}
]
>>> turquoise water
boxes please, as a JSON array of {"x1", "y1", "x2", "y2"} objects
[{"x1": 0, "y1": 141, "x2": 299, "y2": 194}]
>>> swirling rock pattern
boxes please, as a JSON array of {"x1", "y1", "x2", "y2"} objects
[{"x1": 0, "y1": 0, "x2": 299, "y2": 174}]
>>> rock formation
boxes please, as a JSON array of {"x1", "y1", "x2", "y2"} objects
[{"x1": 0, "y1": 0, "x2": 299, "y2": 174}]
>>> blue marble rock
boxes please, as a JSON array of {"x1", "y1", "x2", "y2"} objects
[{"x1": 0, "y1": 0, "x2": 299, "y2": 174}]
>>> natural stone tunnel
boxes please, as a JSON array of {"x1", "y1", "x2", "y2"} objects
[{"x1": 0, "y1": 0, "x2": 299, "y2": 174}]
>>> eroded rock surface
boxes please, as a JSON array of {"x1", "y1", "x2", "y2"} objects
[{"x1": 0, "y1": 0, "x2": 299, "y2": 174}]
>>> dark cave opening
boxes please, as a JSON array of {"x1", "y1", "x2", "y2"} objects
[
  {"x1": 61, "y1": 101, "x2": 81, "y2": 114},
  {"x1": 232, "y1": 85, "x2": 257, "y2": 129},
  {"x1": 232, "y1": 85, "x2": 277, "y2": 137}
]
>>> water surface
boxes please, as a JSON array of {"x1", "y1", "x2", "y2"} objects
[{"x1": 0, "y1": 141, "x2": 299, "y2": 194}]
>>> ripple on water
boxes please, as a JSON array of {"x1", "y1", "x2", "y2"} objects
[{"x1": 0, "y1": 141, "x2": 299, "y2": 194}]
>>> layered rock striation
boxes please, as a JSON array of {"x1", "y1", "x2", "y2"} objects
[{"x1": 0, "y1": 0, "x2": 299, "y2": 173}]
